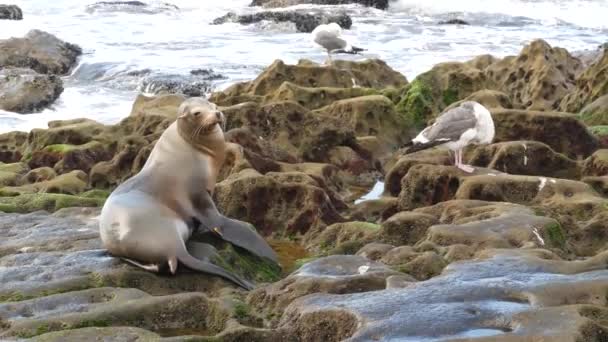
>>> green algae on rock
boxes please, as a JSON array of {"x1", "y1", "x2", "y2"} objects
[{"x1": 0, "y1": 192, "x2": 104, "y2": 213}]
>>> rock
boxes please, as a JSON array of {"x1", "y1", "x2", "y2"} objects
[
  {"x1": 583, "y1": 149, "x2": 608, "y2": 177},
  {"x1": 30, "y1": 327, "x2": 162, "y2": 341},
  {"x1": 467, "y1": 140, "x2": 581, "y2": 179},
  {"x1": 266, "y1": 82, "x2": 377, "y2": 110},
  {"x1": 214, "y1": 169, "x2": 344, "y2": 237},
  {"x1": 280, "y1": 249, "x2": 608, "y2": 341},
  {"x1": 438, "y1": 18, "x2": 470, "y2": 25},
  {"x1": 0, "y1": 4, "x2": 22, "y2": 20},
  {"x1": 0, "y1": 131, "x2": 27, "y2": 163},
  {"x1": 312, "y1": 95, "x2": 408, "y2": 147},
  {"x1": 250, "y1": 0, "x2": 389, "y2": 10},
  {"x1": 0, "y1": 30, "x2": 82, "y2": 75},
  {"x1": 580, "y1": 94, "x2": 608, "y2": 126},
  {"x1": 0, "y1": 193, "x2": 105, "y2": 213},
  {"x1": 89, "y1": 137, "x2": 150, "y2": 188},
  {"x1": 212, "y1": 11, "x2": 352, "y2": 33},
  {"x1": 492, "y1": 108, "x2": 598, "y2": 159},
  {"x1": 584, "y1": 176, "x2": 608, "y2": 197},
  {"x1": 356, "y1": 242, "x2": 395, "y2": 261},
  {"x1": 137, "y1": 72, "x2": 225, "y2": 97},
  {"x1": 486, "y1": 39, "x2": 582, "y2": 111},
  {"x1": 458, "y1": 89, "x2": 513, "y2": 110},
  {"x1": 247, "y1": 255, "x2": 403, "y2": 326},
  {"x1": 129, "y1": 93, "x2": 185, "y2": 119},
  {"x1": 306, "y1": 221, "x2": 381, "y2": 255},
  {"x1": 561, "y1": 49, "x2": 608, "y2": 113},
  {"x1": 2, "y1": 169, "x2": 88, "y2": 195},
  {"x1": 348, "y1": 197, "x2": 399, "y2": 223},
  {"x1": 85, "y1": 1, "x2": 179, "y2": 14},
  {"x1": 395, "y1": 61, "x2": 486, "y2": 129},
  {"x1": 25, "y1": 119, "x2": 108, "y2": 158},
  {"x1": 0, "y1": 68, "x2": 63, "y2": 113},
  {"x1": 589, "y1": 126, "x2": 608, "y2": 149},
  {"x1": 0, "y1": 162, "x2": 28, "y2": 186},
  {"x1": 384, "y1": 148, "x2": 451, "y2": 196},
  {"x1": 378, "y1": 211, "x2": 438, "y2": 246},
  {"x1": 22, "y1": 166, "x2": 57, "y2": 183},
  {"x1": 212, "y1": 59, "x2": 407, "y2": 102},
  {"x1": 221, "y1": 101, "x2": 358, "y2": 164}
]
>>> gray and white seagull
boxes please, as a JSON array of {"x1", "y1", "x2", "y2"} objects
[
  {"x1": 404, "y1": 101, "x2": 495, "y2": 173},
  {"x1": 311, "y1": 23, "x2": 365, "y2": 65}
]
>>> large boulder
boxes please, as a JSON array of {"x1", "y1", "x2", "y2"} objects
[
  {"x1": 0, "y1": 68, "x2": 63, "y2": 113},
  {"x1": 0, "y1": 30, "x2": 82, "y2": 75},
  {"x1": 561, "y1": 48, "x2": 608, "y2": 113},
  {"x1": 250, "y1": 0, "x2": 389, "y2": 10},
  {"x1": 212, "y1": 59, "x2": 407, "y2": 103},
  {"x1": 213, "y1": 169, "x2": 344, "y2": 237},
  {"x1": 396, "y1": 61, "x2": 486, "y2": 128},
  {"x1": 492, "y1": 108, "x2": 598, "y2": 159},
  {"x1": 486, "y1": 39, "x2": 582, "y2": 111},
  {"x1": 212, "y1": 11, "x2": 352, "y2": 33},
  {"x1": 0, "y1": 4, "x2": 22, "y2": 19}
]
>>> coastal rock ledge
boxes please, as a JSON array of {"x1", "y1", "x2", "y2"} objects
[{"x1": 1, "y1": 39, "x2": 608, "y2": 341}]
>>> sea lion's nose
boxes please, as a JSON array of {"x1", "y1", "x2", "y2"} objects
[{"x1": 215, "y1": 111, "x2": 221, "y2": 119}]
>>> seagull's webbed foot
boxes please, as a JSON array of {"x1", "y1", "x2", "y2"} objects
[{"x1": 457, "y1": 163, "x2": 475, "y2": 173}]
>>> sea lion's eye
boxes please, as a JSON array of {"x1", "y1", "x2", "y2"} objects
[{"x1": 193, "y1": 111, "x2": 201, "y2": 116}]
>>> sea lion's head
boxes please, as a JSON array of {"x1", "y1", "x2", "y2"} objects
[{"x1": 177, "y1": 97, "x2": 226, "y2": 146}]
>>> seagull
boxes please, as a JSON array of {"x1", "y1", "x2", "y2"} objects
[
  {"x1": 311, "y1": 23, "x2": 365, "y2": 65},
  {"x1": 403, "y1": 101, "x2": 495, "y2": 173}
]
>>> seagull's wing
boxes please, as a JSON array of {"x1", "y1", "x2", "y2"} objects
[
  {"x1": 313, "y1": 30, "x2": 348, "y2": 51},
  {"x1": 418, "y1": 104, "x2": 478, "y2": 142}
]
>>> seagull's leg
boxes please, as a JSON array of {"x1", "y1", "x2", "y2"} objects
[
  {"x1": 327, "y1": 51, "x2": 333, "y2": 66},
  {"x1": 456, "y1": 148, "x2": 475, "y2": 173}
]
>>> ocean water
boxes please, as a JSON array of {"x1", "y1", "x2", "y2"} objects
[{"x1": 1, "y1": 0, "x2": 608, "y2": 133}]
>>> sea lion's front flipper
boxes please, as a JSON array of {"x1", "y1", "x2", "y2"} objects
[
  {"x1": 217, "y1": 217, "x2": 279, "y2": 264},
  {"x1": 193, "y1": 191, "x2": 278, "y2": 264},
  {"x1": 178, "y1": 242, "x2": 254, "y2": 290}
]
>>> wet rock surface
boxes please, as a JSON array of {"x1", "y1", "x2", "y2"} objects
[
  {"x1": 212, "y1": 11, "x2": 352, "y2": 33},
  {"x1": 2, "y1": 42, "x2": 608, "y2": 340}
]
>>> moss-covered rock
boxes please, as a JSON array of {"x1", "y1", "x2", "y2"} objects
[
  {"x1": 486, "y1": 39, "x2": 582, "y2": 111},
  {"x1": 212, "y1": 59, "x2": 407, "y2": 103},
  {"x1": 492, "y1": 108, "x2": 598, "y2": 159},
  {"x1": 129, "y1": 93, "x2": 186, "y2": 118},
  {"x1": 582, "y1": 149, "x2": 608, "y2": 177},
  {"x1": 0, "y1": 192, "x2": 104, "y2": 213},
  {"x1": 313, "y1": 95, "x2": 409, "y2": 147},
  {"x1": 0, "y1": 162, "x2": 29, "y2": 186},
  {"x1": 396, "y1": 61, "x2": 486, "y2": 128},
  {"x1": 580, "y1": 94, "x2": 608, "y2": 126},
  {"x1": 561, "y1": 49, "x2": 608, "y2": 113},
  {"x1": 214, "y1": 169, "x2": 344, "y2": 237},
  {"x1": 306, "y1": 221, "x2": 381, "y2": 255},
  {"x1": 266, "y1": 82, "x2": 377, "y2": 110}
]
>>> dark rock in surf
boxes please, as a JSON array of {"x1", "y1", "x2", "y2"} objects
[
  {"x1": 138, "y1": 71, "x2": 226, "y2": 97},
  {"x1": 212, "y1": 11, "x2": 352, "y2": 33},
  {"x1": 0, "y1": 4, "x2": 22, "y2": 20},
  {"x1": 0, "y1": 30, "x2": 82, "y2": 75},
  {"x1": 250, "y1": 0, "x2": 388, "y2": 10},
  {"x1": 0, "y1": 68, "x2": 64, "y2": 114},
  {"x1": 438, "y1": 19, "x2": 470, "y2": 25}
]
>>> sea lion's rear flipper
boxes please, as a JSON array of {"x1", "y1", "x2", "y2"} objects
[
  {"x1": 177, "y1": 246, "x2": 255, "y2": 290},
  {"x1": 121, "y1": 257, "x2": 160, "y2": 272},
  {"x1": 186, "y1": 241, "x2": 220, "y2": 260},
  {"x1": 217, "y1": 217, "x2": 279, "y2": 264}
]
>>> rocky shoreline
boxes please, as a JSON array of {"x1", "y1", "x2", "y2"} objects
[{"x1": 1, "y1": 25, "x2": 608, "y2": 341}]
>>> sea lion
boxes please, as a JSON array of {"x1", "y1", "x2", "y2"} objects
[{"x1": 99, "y1": 97, "x2": 277, "y2": 290}]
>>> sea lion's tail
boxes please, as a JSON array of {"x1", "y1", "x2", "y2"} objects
[{"x1": 176, "y1": 241, "x2": 255, "y2": 290}]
